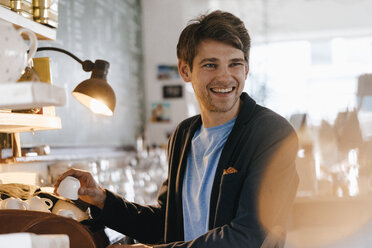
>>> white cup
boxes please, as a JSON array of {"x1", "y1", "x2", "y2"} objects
[
  {"x1": 51, "y1": 199, "x2": 89, "y2": 222},
  {"x1": 56, "y1": 209, "x2": 77, "y2": 220},
  {"x1": 1, "y1": 197, "x2": 29, "y2": 210},
  {"x1": 57, "y1": 176, "x2": 81, "y2": 200},
  {"x1": 26, "y1": 196, "x2": 53, "y2": 212}
]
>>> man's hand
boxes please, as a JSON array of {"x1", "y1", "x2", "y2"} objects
[
  {"x1": 108, "y1": 244, "x2": 152, "y2": 248},
  {"x1": 54, "y1": 168, "x2": 106, "y2": 209}
]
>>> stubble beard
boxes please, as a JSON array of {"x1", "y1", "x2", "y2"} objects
[
  {"x1": 201, "y1": 90, "x2": 240, "y2": 113},
  {"x1": 192, "y1": 80, "x2": 241, "y2": 113}
]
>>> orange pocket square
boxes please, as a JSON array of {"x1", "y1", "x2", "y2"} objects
[{"x1": 223, "y1": 166, "x2": 238, "y2": 175}]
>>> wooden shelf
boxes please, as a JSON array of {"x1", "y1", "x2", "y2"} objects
[
  {"x1": 0, "y1": 6, "x2": 56, "y2": 40},
  {"x1": 0, "y1": 82, "x2": 65, "y2": 133},
  {"x1": 0, "y1": 112, "x2": 61, "y2": 133}
]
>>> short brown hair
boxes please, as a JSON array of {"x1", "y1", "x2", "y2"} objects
[{"x1": 177, "y1": 10, "x2": 251, "y2": 70}]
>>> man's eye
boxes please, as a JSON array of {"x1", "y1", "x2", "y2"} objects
[
  {"x1": 230, "y1": 62, "x2": 244, "y2": 67},
  {"x1": 203, "y1": 64, "x2": 216, "y2": 68}
]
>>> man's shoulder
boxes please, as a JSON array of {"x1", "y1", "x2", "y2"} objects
[
  {"x1": 167, "y1": 115, "x2": 201, "y2": 149},
  {"x1": 168, "y1": 115, "x2": 201, "y2": 141},
  {"x1": 248, "y1": 105, "x2": 296, "y2": 138},
  {"x1": 254, "y1": 106, "x2": 290, "y2": 126},
  {"x1": 177, "y1": 115, "x2": 201, "y2": 130},
  {"x1": 238, "y1": 93, "x2": 290, "y2": 130}
]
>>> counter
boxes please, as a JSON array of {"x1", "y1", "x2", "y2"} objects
[{"x1": 287, "y1": 194, "x2": 372, "y2": 248}]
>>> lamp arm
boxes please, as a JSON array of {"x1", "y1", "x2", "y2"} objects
[{"x1": 36, "y1": 47, "x2": 94, "y2": 72}]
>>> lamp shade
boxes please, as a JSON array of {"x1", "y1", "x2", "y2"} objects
[{"x1": 72, "y1": 60, "x2": 116, "y2": 116}]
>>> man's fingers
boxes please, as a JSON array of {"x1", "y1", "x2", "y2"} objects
[
  {"x1": 78, "y1": 187, "x2": 96, "y2": 196},
  {"x1": 54, "y1": 168, "x2": 91, "y2": 193}
]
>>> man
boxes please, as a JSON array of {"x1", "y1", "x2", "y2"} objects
[{"x1": 55, "y1": 10, "x2": 299, "y2": 248}]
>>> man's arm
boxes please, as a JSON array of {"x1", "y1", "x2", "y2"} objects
[{"x1": 90, "y1": 179, "x2": 169, "y2": 244}]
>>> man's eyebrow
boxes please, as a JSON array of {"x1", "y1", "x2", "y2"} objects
[
  {"x1": 199, "y1": 58, "x2": 218, "y2": 65},
  {"x1": 230, "y1": 58, "x2": 245, "y2": 62},
  {"x1": 198, "y1": 57, "x2": 245, "y2": 65}
]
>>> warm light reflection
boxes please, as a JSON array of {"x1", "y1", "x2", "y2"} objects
[
  {"x1": 72, "y1": 92, "x2": 113, "y2": 116},
  {"x1": 89, "y1": 98, "x2": 113, "y2": 116}
]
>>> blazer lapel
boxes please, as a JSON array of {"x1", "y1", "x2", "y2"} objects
[
  {"x1": 174, "y1": 116, "x2": 202, "y2": 238},
  {"x1": 208, "y1": 93, "x2": 257, "y2": 229}
]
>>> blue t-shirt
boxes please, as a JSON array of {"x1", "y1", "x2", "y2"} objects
[{"x1": 182, "y1": 117, "x2": 236, "y2": 241}]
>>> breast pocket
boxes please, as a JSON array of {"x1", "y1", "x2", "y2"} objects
[{"x1": 214, "y1": 172, "x2": 245, "y2": 226}]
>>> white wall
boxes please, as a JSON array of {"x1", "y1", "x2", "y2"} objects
[{"x1": 141, "y1": 0, "x2": 210, "y2": 146}]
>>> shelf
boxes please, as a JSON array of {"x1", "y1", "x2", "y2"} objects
[
  {"x1": 0, "y1": 82, "x2": 64, "y2": 133},
  {"x1": 0, "y1": 112, "x2": 61, "y2": 133},
  {"x1": 0, "y1": 6, "x2": 56, "y2": 40},
  {"x1": 0, "y1": 82, "x2": 66, "y2": 110}
]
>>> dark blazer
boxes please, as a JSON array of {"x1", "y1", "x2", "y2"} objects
[{"x1": 92, "y1": 92, "x2": 299, "y2": 248}]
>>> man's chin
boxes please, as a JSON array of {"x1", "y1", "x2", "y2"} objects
[
  {"x1": 209, "y1": 103, "x2": 236, "y2": 113},
  {"x1": 210, "y1": 98, "x2": 240, "y2": 113}
]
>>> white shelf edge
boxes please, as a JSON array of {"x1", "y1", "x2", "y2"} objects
[
  {"x1": 0, "y1": 82, "x2": 66, "y2": 110},
  {"x1": 0, "y1": 6, "x2": 56, "y2": 40}
]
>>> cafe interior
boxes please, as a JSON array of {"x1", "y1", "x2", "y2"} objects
[{"x1": 0, "y1": 0, "x2": 372, "y2": 247}]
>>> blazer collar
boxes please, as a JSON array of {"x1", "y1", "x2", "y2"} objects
[
  {"x1": 235, "y1": 92, "x2": 257, "y2": 126},
  {"x1": 187, "y1": 92, "x2": 256, "y2": 131}
]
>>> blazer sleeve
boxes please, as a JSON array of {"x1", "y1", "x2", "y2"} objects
[
  {"x1": 151, "y1": 119, "x2": 299, "y2": 248},
  {"x1": 90, "y1": 179, "x2": 169, "y2": 244},
  {"x1": 89, "y1": 129, "x2": 182, "y2": 244}
]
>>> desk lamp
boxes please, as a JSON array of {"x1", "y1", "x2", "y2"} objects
[{"x1": 36, "y1": 47, "x2": 116, "y2": 116}]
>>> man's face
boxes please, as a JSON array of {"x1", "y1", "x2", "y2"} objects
[{"x1": 179, "y1": 40, "x2": 248, "y2": 115}]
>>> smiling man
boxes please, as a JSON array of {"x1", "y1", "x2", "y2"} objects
[
  {"x1": 55, "y1": 10, "x2": 299, "y2": 248},
  {"x1": 178, "y1": 39, "x2": 247, "y2": 127}
]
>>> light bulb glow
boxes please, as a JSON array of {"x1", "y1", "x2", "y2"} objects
[{"x1": 89, "y1": 98, "x2": 113, "y2": 116}]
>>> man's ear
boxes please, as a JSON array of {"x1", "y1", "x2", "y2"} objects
[
  {"x1": 245, "y1": 63, "x2": 249, "y2": 80},
  {"x1": 178, "y1": 59, "x2": 192, "y2": 82}
]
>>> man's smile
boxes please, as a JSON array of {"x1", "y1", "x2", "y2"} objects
[{"x1": 210, "y1": 87, "x2": 235, "y2": 93}]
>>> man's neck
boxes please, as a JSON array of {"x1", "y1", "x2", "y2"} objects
[{"x1": 200, "y1": 100, "x2": 241, "y2": 128}]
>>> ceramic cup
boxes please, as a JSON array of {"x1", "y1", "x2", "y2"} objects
[
  {"x1": 0, "y1": 19, "x2": 38, "y2": 83},
  {"x1": 26, "y1": 196, "x2": 53, "y2": 212},
  {"x1": 56, "y1": 209, "x2": 77, "y2": 220},
  {"x1": 57, "y1": 176, "x2": 81, "y2": 200},
  {"x1": 51, "y1": 199, "x2": 89, "y2": 222},
  {"x1": 1, "y1": 197, "x2": 29, "y2": 210}
]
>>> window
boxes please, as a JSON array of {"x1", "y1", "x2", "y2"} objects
[{"x1": 245, "y1": 36, "x2": 372, "y2": 128}]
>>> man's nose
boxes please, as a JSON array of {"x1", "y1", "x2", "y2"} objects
[{"x1": 216, "y1": 66, "x2": 231, "y2": 81}]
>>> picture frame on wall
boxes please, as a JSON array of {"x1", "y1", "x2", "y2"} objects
[
  {"x1": 163, "y1": 85, "x2": 183, "y2": 99},
  {"x1": 157, "y1": 65, "x2": 180, "y2": 80},
  {"x1": 150, "y1": 102, "x2": 171, "y2": 123}
]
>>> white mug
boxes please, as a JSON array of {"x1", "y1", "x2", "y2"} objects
[
  {"x1": 57, "y1": 176, "x2": 81, "y2": 200},
  {"x1": 26, "y1": 196, "x2": 53, "y2": 212},
  {"x1": 0, "y1": 19, "x2": 38, "y2": 83},
  {"x1": 56, "y1": 209, "x2": 77, "y2": 220},
  {"x1": 1, "y1": 197, "x2": 29, "y2": 210}
]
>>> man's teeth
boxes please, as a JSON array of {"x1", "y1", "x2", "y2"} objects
[{"x1": 211, "y1": 87, "x2": 233, "y2": 93}]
